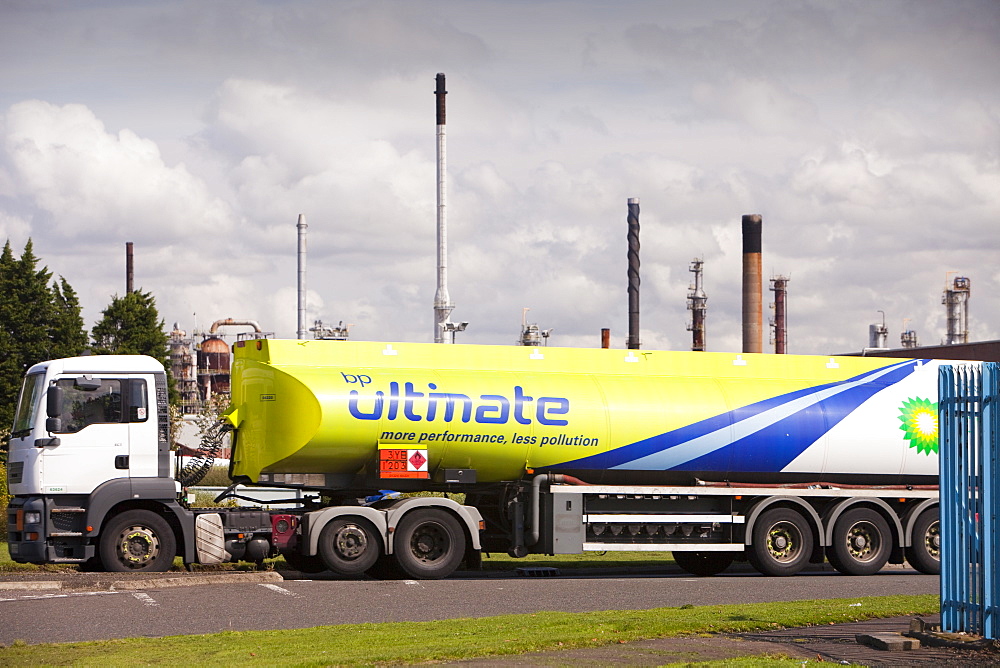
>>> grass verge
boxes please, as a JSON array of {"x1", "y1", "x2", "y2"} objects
[{"x1": 0, "y1": 594, "x2": 938, "y2": 666}]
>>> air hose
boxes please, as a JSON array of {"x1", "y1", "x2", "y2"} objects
[{"x1": 176, "y1": 420, "x2": 231, "y2": 487}]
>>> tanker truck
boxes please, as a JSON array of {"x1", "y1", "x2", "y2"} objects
[{"x1": 6, "y1": 339, "x2": 944, "y2": 578}]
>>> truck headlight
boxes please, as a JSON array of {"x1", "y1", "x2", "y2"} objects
[{"x1": 23, "y1": 511, "x2": 41, "y2": 525}]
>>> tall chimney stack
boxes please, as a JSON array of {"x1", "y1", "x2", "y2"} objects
[
  {"x1": 741, "y1": 214, "x2": 763, "y2": 354},
  {"x1": 125, "y1": 241, "x2": 134, "y2": 293},
  {"x1": 297, "y1": 214, "x2": 308, "y2": 340},
  {"x1": 433, "y1": 73, "x2": 455, "y2": 343},
  {"x1": 626, "y1": 198, "x2": 641, "y2": 350}
]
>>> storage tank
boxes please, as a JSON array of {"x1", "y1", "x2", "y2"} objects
[
  {"x1": 225, "y1": 339, "x2": 943, "y2": 492},
  {"x1": 198, "y1": 336, "x2": 231, "y2": 400}
]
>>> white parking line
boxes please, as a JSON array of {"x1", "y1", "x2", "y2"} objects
[
  {"x1": 0, "y1": 590, "x2": 123, "y2": 603},
  {"x1": 258, "y1": 583, "x2": 299, "y2": 597},
  {"x1": 131, "y1": 592, "x2": 159, "y2": 607}
]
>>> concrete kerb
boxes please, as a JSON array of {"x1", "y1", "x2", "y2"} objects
[
  {"x1": 0, "y1": 571, "x2": 284, "y2": 592},
  {"x1": 0, "y1": 580, "x2": 63, "y2": 591},
  {"x1": 109, "y1": 571, "x2": 284, "y2": 590}
]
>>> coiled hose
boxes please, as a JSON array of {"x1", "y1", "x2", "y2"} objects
[{"x1": 176, "y1": 420, "x2": 231, "y2": 487}]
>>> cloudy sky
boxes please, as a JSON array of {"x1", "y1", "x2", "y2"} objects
[{"x1": 1, "y1": 0, "x2": 997, "y2": 355}]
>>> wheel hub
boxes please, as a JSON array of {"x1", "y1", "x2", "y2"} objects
[
  {"x1": 411, "y1": 525, "x2": 446, "y2": 562},
  {"x1": 767, "y1": 524, "x2": 798, "y2": 561},
  {"x1": 926, "y1": 522, "x2": 941, "y2": 555},
  {"x1": 334, "y1": 525, "x2": 368, "y2": 560},
  {"x1": 121, "y1": 527, "x2": 159, "y2": 566},
  {"x1": 846, "y1": 524, "x2": 877, "y2": 560}
]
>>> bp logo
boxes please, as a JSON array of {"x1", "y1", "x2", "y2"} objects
[{"x1": 898, "y1": 397, "x2": 938, "y2": 455}]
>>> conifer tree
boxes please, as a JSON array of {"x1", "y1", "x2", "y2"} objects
[
  {"x1": 91, "y1": 290, "x2": 170, "y2": 366},
  {"x1": 0, "y1": 240, "x2": 87, "y2": 433}
]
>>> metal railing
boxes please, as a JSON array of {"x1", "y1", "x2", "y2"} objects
[{"x1": 939, "y1": 362, "x2": 999, "y2": 640}]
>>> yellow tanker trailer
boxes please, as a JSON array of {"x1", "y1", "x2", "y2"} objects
[{"x1": 218, "y1": 339, "x2": 943, "y2": 578}]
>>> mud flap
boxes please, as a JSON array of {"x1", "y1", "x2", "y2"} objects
[{"x1": 195, "y1": 513, "x2": 228, "y2": 565}]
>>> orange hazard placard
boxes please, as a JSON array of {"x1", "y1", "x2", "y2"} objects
[{"x1": 379, "y1": 448, "x2": 429, "y2": 479}]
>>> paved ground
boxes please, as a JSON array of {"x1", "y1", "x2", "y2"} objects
[
  {"x1": 2, "y1": 570, "x2": 998, "y2": 666},
  {"x1": 447, "y1": 616, "x2": 1000, "y2": 667}
]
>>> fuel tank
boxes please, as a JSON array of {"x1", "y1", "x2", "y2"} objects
[{"x1": 225, "y1": 339, "x2": 943, "y2": 490}]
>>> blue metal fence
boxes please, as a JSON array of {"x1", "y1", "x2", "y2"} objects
[{"x1": 939, "y1": 362, "x2": 999, "y2": 640}]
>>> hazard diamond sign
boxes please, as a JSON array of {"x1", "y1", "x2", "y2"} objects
[{"x1": 408, "y1": 450, "x2": 427, "y2": 471}]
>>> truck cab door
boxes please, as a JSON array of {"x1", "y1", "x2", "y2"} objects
[
  {"x1": 126, "y1": 374, "x2": 162, "y2": 478},
  {"x1": 41, "y1": 376, "x2": 132, "y2": 494}
]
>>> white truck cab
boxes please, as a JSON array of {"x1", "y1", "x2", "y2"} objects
[{"x1": 6, "y1": 355, "x2": 176, "y2": 566}]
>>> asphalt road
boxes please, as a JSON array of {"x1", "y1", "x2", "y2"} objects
[{"x1": 0, "y1": 565, "x2": 939, "y2": 645}]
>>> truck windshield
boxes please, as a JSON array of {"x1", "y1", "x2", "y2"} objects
[{"x1": 12, "y1": 372, "x2": 45, "y2": 438}]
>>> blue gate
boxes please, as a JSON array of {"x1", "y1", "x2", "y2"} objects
[{"x1": 939, "y1": 362, "x2": 999, "y2": 640}]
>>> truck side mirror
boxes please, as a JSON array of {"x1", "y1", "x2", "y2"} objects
[
  {"x1": 47, "y1": 385, "x2": 63, "y2": 419},
  {"x1": 46, "y1": 416, "x2": 63, "y2": 433}
]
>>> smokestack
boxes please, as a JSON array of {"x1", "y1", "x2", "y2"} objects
[
  {"x1": 125, "y1": 242, "x2": 134, "y2": 293},
  {"x1": 770, "y1": 275, "x2": 789, "y2": 354},
  {"x1": 433, "y1": 72, "x2": 455, "y2": 343},
  {"x1": 626, "y1": 198, "x2": 640, "y2": 350},
  {"x1": 601, "y1": 328, "x2": 611, "y2": 349},
  {"x1": 297, "y1": 214, "x2": 307, "y2": 340},
  {"x1": 741, "y1": 214, "x2": 763, "y2": 354}
]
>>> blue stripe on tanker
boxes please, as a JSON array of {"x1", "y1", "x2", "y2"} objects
[{"x1": 546, "y1": 359, "x2": 923, "y2": 474}]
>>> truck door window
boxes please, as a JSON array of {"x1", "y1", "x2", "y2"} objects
[
  {"x1": 129, "y1": 380, "x2": 149, "y2": 422},
  {"x1": 52, "y1": 378, "x2": 123, "y2": 433}
]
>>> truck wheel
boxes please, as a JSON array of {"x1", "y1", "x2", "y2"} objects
[
  {"x1": 281, "y1": 550, "x2": 328, "y2": 574},
  {"x1": 673, "y1": 551, "x2": 735, "y2": 576},
  {"x1": 99, "y1": 510, "x2": 177, "y2": 572},
  {"x1": 747, "y1": 508, "x2": 813, "y2": 576},
  {"x1": 827, "y1": 508, "x2": 891, "y2": 576},
  {"x1": 905, "y1": 509, "x2": 940, "y2": 575},
  {"x1": 318, "y1": 517, "x2": 382, "y2": 576},
  {"x1": 393, "y1": 509, "x2": 465, "y2": 580}
]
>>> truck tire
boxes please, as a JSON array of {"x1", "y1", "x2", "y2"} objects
[
  {"x1": 827, "y1": 508, "x2": 891, "y2": 576},
  {"x1": 905, "y1": 508, "x2": 940, "y2": 575},
  {"x1": 747, "y1": 508, "x2": 813, "y2": 576},
  {"x1": 99, "y1": 509, "x2": 177, "y2": 572},
  {"x1": 393, "y1": 509, "x2": 465, "y2": 580},
  {"x1": 673, "y1": 551, "x2": 735, "y2": 576},
  {"x1": 317, "y1": 517, "x2": 382, "y2": 576}
]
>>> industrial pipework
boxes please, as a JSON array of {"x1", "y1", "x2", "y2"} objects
[
  {"x1": 770, "y1": 275, "x2": 789, "y2": 354},
  {"x1": 943, "y1": 274, "x2": 971, "y2": 345},
  {"x1": 687, "y1": 258, "x2": 707, "y2": 351}
]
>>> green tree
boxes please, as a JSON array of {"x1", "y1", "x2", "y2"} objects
[
  {"x1": 0, "y1": 239, "x2": 88, "y2": 434},
  {"x1": 51, "y1": 277, "x2": 89, "y2": 358},
  {"x1": 90, "y1": 290, "x2": 170, "y2": 364}
]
